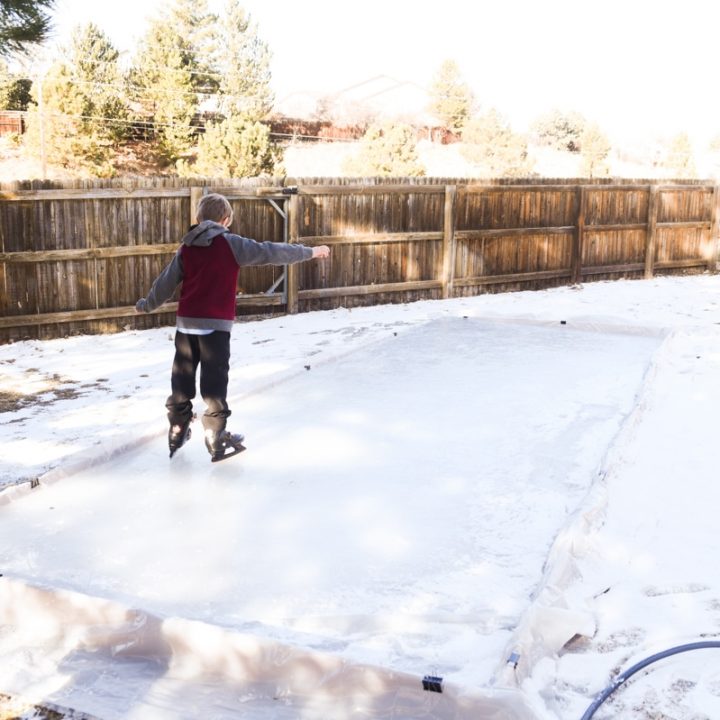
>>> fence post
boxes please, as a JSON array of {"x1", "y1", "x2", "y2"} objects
[
  {"x1": 571, "y1": 186, "x2": 586, "y2": 284},
  {"x1": 189, "y1": 186, "x2": 203, "y2": 224},
  {"x1": 644, "y1": 184, "x2": 658, "y2": 279},
  {"x1": 441, "y1": 185, "x2": 457, "y2": 299},
  {"x1": 709, "y1": 185, "x2": 720, "y2": 273},
  {"x1": 286, "y1": 193, "x2": 300, "y2": 313}
]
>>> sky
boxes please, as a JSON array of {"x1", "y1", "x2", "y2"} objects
[
  {"x1": 44, "y1": 0, "x2": 720, "y2": 145},
  {"x1": 3, "y1": 273, "x2": 720, "y2": 719}
]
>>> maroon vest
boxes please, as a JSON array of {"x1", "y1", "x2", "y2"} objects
[{"x1": 177, "y1": 235, "x2": 239, "y2": 320}]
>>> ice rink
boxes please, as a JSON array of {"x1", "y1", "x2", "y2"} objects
[{"x1": 0, "y1": 317, "x2": 663, "y2": 718}]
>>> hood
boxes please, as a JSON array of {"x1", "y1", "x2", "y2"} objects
[{"x1": 181, "y1": 220, "x2": 228, "y2": 247}]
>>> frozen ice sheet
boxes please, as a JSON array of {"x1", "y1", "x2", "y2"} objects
[{"x1": 0, "y1": 318, "x2": 663, "y2": 716}]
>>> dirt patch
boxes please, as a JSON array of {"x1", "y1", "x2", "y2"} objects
[
  {"x1": 0, "y1": 692, "x2": 101, "y2": 719},
  {"x1": 0, "y1": 371, "x2": 106, "y2": 413}
]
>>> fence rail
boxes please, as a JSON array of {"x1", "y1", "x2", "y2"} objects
[{"x1": 1, "y1": 177, "x2": 718, "y2": 343}]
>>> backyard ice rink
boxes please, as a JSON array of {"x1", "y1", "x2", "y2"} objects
[{"x1": 2, "y1": 275, "x2": 720, "y2": 719}]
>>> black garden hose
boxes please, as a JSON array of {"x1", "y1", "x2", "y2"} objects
[{"x1": 580, "y1": 640, "x2": 720, "y2": 719}]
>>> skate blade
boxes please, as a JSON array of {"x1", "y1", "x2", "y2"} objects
[
  {"x1": 210, "y1": 443, "x2": 246, "y2": 463},
  {"x1": 169, "y1": 428, "x2": 192, "y2": 459}
]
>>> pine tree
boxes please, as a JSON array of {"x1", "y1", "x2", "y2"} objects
[
  {"x1": 166, "y1": 0, "x2": 218, "y2": 93},
  {"x1": 215, "y1": 0, "x2": 273, "y2": 120},
  {"x1": 342, "y1": 123, "x2": 425, "y2": 177},
  {"x1": 72, "y1": 23, "x2": 128, "y2": 140},
  {"x1": 0, "y1": 62, "x2": 11, "y2": 109},
  {"x1": 0, "y1": 59, "x2": 31, "y2": 109},
  {"x1": 178, "y1": 115, "x2": 282, "y2": 178},
  {"x1": 23, "y1": 23, "x2": 128, "y2": 176},
  {"x1": 664, "y1": 132, "x2": 696, "y2": 178},
  {"x1": 461, "y1": 109, "x2": 532, "y2": 177},
  {"x1": 531, "y1": 109, "x2": 587, "y2": 152},
  {"x1": 427, "y1": 60, "x2": 473, "y2": 133},
  {"x1": 172, "y1": 0, "x2": 278, "y2": 177},
  {"x1": 0, "y1": 0, "x2": 55, "y2": 56},
  {"x1": 579, "y1": 123, "x2": 611, "y2": 177},
  {"x1": 130, "y1": 17, "x2": 198, "y2": 161}
]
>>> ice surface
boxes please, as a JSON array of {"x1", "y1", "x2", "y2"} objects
[{"x1": 0, "y1": 317, "x2": 662, "y2": 717}]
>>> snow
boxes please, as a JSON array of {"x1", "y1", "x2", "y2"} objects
[{"x1": 2, "y1": 274, "x2": 720, "y2": 719}]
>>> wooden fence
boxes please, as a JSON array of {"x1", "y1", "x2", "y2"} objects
[
  {"x1": 1, "y1": 177, "x2": 718, "y2": 343},
  {"x1": 0, "y1": 111, "x2": 24, "y2": 136}
]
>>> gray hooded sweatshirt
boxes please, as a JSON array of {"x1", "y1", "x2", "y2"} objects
[{"x1": 136, "y1": 220, "x2": 314, "y2": 332}]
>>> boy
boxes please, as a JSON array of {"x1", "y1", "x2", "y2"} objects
[{"x1": 136, "y1": 193, "x2": 330, "y2": 462}]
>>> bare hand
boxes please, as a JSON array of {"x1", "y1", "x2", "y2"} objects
[{"x1": 312, "y1": 245, "x2": 330, "y2": 259}]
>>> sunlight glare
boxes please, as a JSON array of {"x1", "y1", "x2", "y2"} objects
[
  {"x1": 236, "y1": 362, "x2": 291, "y2": 381},
  {"x1": 3, "y1": 439, "x2": 74, "y2": 465}
]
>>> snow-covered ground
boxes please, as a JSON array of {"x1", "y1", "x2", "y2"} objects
[{"x1": 2, "y1": 274, "x2": 720, "y2": 719}]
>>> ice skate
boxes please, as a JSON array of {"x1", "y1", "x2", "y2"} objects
[
  {"x1": 204, "y1": 428, "x2": 246, "y2": 463},
  {"x1": 168, "y1": 415, "x2": 194, "y2": 458}
]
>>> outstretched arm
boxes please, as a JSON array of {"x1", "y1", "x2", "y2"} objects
[
  {"x1": 135, "y1": 252, "x2": 183, "y2": 313},
  {"x1": 226, "y1": 234, "x2": 329, "y2": 266}
]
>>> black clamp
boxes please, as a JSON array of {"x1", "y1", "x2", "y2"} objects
[{"x1": 422, "y1": 675, "x2": 443, "y2": 693}]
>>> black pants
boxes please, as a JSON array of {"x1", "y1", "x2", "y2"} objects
[{"x1": 166, "y1": 330, "x2": 231, "y2": 433}]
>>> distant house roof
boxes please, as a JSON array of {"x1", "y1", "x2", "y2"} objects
[{"x1": 274, "y1": 75, "x2": 437, "y2": 126}]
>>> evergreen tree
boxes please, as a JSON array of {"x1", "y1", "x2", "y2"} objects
[
  {"x1": 215, "y1": 0, "x2": 273, "y2": 120},
  {"x1": 460, "y1": 109, "x2": 532, "y2": 177},
  {"x1": 0, "y1": 59, "x2": 31, "y2": 109},
  {"x1": 130, "y1": 0, "x2": 278, "y2": 169},
  {"x1": 166, "y1": 0, "x2": 218, "y2": 93},
  {"x1": 130, "y1": 16, "x2": 198, "y2": 161},
  {"x1": 172, "y1": 0, "x2": 278, "y2": 176},
  {"x1": 0, "y1": 0, "x2": 55, "y2": 56},
  {"x1": 0, "y1": 62, "x2": 12, "y2": 109},
  {"x1": 531, "y1": 109, "x2": 587, "y2": 152},
  {"x1": 579, "y1": 122, "x2": 611, "y2": 177},
  {"x1": 23, "y1": 23, "x2": 128, "y2": 176},
  {"x1": 664, "y1": 132, "x2": 696, "y2": 178},
  {"x1": 71, "y1": 23, "x2": 128, "y2": 140},
  {"x1": 178, "y1": 115, "x2": 282, "y2": 178},
  {"x1": 342, "y1": 123, "x2": 425, "y2": 177},
  {"x1": 428, "y1": 60, "x2": 473, "y2": 133}
]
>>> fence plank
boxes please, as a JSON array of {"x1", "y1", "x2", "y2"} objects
[
  {"x1": 286, "y1": 193, "x2": 300, "y2": 314},
  {"x1": 644, "y1": 186, "x2": 659, "y2": 278},
  {"x1": 0, "y1": 245, "x2": 178, "y2": 262},
  {"x1": 190, "y1": 187, "x2": 203, "y2": 224},
  {"x1": 454, "y1": 269, "x2": 572, "y2": 287},
  {"x1": 0, "y1": 293, "x2": 286, "y2": 329},
  {"x1": 299, "y1": 280, "x2": 441, "y2": 300},
  {"x1": 571, "y1": 187, "x2": 585, "y2": 284},
  {"x1": 0, "y1": 188, "x2": 191, "y2": 201},
  {"x1": 298, "y1": 184, "x2": 446, "y2": 195},
  {"x1": 709, "y1": 186, "x2": 720, "y2": 272},
  {"x1": 299, "y1": 232, "x2": 441, "y2": 245},
  {"x1": 441, "y1": 185, "x2": 457, "y2": 299}
]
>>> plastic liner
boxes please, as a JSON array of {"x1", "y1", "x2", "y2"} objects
[
  {"x1": 494, "y1": 328, "x2": 672, "y2": 687},
  {"x1": 0, "y1": 577, "x2": 538, "y2": 719}
]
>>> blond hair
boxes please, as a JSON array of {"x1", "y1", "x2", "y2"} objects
[{"x1": 196, "y1": 193, "x2": 233, "y2": 224}]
